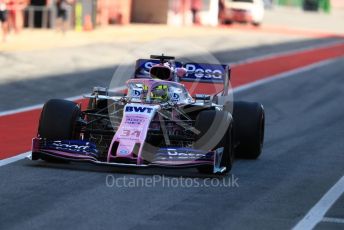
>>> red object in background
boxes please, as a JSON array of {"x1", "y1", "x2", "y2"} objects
[
  {"x1": 232, "y1": 10, "x2": 252, "y2": 22},
  {"x1": 191, "y1": 0, "x2": 202, "y2": 11},
  {"x1": 191, "y1": 0, "x2": 202, "y2": 24},
  {"x1": 83, "y1": 14, "x2": 93, "y2": 31},
  {"x1": 6, "y1": 0, "x2": 28, "y2": 33},
  {"x1": 97, "y1": 0, "x2": 131, "y2": 26}
]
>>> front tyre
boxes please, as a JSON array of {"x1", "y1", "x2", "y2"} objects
[
  {"x1": 194, "y1": 110, "x2": 234, "y2": 174},
  {"x1": 38, "y1": 99, "x2": 81, "y2": 162},
  {"x1": 39, "y1": 99, "x2": 81, "y2": 139}
]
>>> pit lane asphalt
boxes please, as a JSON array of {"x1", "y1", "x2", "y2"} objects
[{"x1": 1, "y1": 45, "x2": 344, "y2": 230}]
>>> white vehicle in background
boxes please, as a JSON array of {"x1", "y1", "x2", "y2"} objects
[{"x1": 219, "y1": 0, "x2": 265, "y2": 26}]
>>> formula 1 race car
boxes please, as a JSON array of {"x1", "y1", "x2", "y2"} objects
[{"x1": 30, "y1": 55, "x2": 265, "y2": 175}]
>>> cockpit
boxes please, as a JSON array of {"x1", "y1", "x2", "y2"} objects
[{"x1": 126, "y1": 79, "x2": 193, "y2": 104}]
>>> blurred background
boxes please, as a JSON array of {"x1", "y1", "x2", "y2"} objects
[
  {"x1": 2, "y1": 0, "x2": 342, "y2": 29},
  {"x1": 0, "y1": 0, "x2": 342, "y2": 54},
  {"x1": 0, "y1": 0, "x2": 343, "y2": 110}
]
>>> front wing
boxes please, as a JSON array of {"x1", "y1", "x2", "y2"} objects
[{"x1": 30, "y1": 138, "x2": 226, "y2": 174}]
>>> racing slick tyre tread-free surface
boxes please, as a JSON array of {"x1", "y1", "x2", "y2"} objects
[
  {"x1": 195, "y1": 110, "x2": 234, "y2": 174},
  {"x1": 38, "y1": 99, "x2": 81, "y2": 162},
  {"x1": 39, "y1": 99, "x2": 80, "y2": 139},
  {"x1": 233, "y1": 101, "x2": 265, "y2": 159}
]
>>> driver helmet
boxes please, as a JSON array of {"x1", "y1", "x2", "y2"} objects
[{"x1": 150, "y1": 84, "x2": 169, "y2": 102}]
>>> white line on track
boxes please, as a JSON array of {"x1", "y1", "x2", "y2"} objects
[
  {"x1": 0, "y1": 56, "x2": 342, "y2": 168},
  {"x1": 292, "y1": 175, "x2": 344, "y2": 230},
  {"x1": 0, "y1": 152, "x2": 31, "y2": 167},
  {"x1": 322, "y1": 217, "x2": 344, "y2": 224},
  {"x1": 237, "y1": 57, "x2": 344, "y2": 230}
]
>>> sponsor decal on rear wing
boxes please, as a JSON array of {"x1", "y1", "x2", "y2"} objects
[
  {"x1": 134, "y1": 59, "x2": 230, "y2": 84},
  {"x1": 181, "y1": 63, "x2": 229, "y2": 83}
]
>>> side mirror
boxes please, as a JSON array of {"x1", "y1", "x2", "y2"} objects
[
  {"x1": 194, "y1": 94, "x2": 211, "y2": 101},
  {"x1": 175, "y1": 67, "x2": 187, "y2": 77},
  {"x1": 93, "y1": 86, "x2": 108, "y2": 96}
]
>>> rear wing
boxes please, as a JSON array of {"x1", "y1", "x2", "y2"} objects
[{"x1": 134, "y1": 59, "x2": 230, "y2": 96}]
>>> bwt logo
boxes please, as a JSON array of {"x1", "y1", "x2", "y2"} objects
[
  {"x1": 126, "y1": 106, "x2": 153, "y2": 114},
  {"x1": 185, "y1": 64, "x2": 223, "y2": 79}
]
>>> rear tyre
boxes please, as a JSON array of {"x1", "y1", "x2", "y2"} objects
[
  {"x1": 194, "y1": 110, "x2": 234, "y2": 174},
  {"x1": 233, "y1": 101, "x2": 265, "y2": 159},
  {"x1": 38, "y1": 99, "x2": 81, "y2": 162}
]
